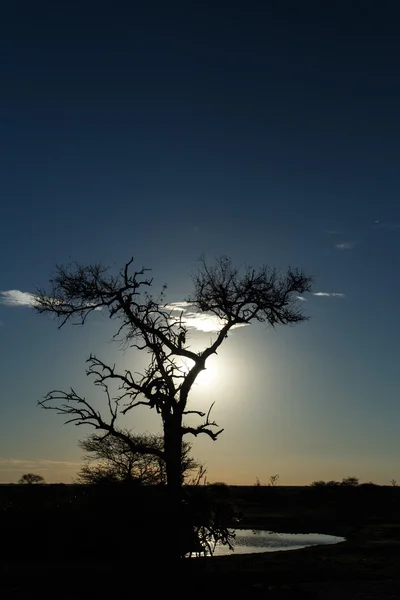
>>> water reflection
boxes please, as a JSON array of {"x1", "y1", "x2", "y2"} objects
[{"x1": 212, "y1": 529, "x2": 345, "y2": 556}]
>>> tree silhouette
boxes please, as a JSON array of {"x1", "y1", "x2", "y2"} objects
[
  {"x1": 19, "y1": 473, "x2": 45, "y2": 484},
  {"x1": 76, "y1": 431, "x2": 198, "y2": 485},
  {"x1": 35, "y1": 255, "x2": 311, "y2": 552},
  {"x1": 341, "y1": 476, "x2": 359, "y2": 487}
]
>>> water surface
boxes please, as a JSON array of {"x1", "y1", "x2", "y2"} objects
[{"x1": 213, "y1": 529, "x2": 345, "y2": 556}]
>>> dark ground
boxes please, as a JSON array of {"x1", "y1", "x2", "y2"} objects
[{"x1": 1, "y1": 483, "x2": 399, "y2": 598}]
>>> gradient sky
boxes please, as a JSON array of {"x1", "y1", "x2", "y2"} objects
[{"x1": 1, "y1": 1, "x2": 400, "y2": 485}]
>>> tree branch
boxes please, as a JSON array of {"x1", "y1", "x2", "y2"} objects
[
  {"x1": 182, "y1": 402, "x2": 223, "y2": 441},
  {"x1": 182, "y1": 410, "x2": 206, "y2": 417},
  {"x1": 182, "y1": 424, "x2": 224, "y2": 441},
  {"x1": 38, "y1": 389, "x2": 164, "y2": 459}
]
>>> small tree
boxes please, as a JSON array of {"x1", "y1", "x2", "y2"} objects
[
  {"x1": 19, "y1": 473, "x2": 45, "y2": 485},
  {"x1": 76, "y1": 431, "x2": 199, "y2": 485}
]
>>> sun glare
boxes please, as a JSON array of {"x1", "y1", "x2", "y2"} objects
[
  {"x1": 195, "y1": 365, "x2": 215, "y2": 386},
  {"x1": 178, "y1": 356, "x2": 217, "y2": 388}
]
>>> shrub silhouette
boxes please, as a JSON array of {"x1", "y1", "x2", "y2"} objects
[{"x1": 18, "y1": 473, "x2": 45, "y2": 485}]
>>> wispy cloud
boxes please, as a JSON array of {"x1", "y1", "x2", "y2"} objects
[
  {"x1": 165, "y1": 302, "x2": 191, "y2": 311},
  {"x1": 167, "y1": 302, "x2": 247, "y2": 332},
  {"x1": 313, "y1": 292, "x2": 345, "y2": 298},
  {"x1": 185, "y1": 312, "x2": 247, "y2": 332},
  {"x1": 0, "y1": 290, "x2": 102, "y2": 312},
  {"x1": 297, "y1": 296, "x2": 307, "y2": 301},
  {"x1": 0, "y1": 458, "x2": 81, "y2": 469},
  {"x1": 335, "y1": 242, "x2": 354, "y2": 250},
  {"x1": 373, "y1": 221, "x2": 400, "y2": 231},
  {"x1": 0, "y1": 290, "x2": 38, "y2": 307}
]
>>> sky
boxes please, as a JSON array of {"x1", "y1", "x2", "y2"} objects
[{"x1": 1, "y1": 1, "x2": 400, "y2": 485}]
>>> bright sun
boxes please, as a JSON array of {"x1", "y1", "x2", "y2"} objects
[
  {"x1": 179, "y1": 356, "x2": 217, "y2": 387},
  {"x1": 195, "y1": 365, "x2": 215, "y2": 386}
]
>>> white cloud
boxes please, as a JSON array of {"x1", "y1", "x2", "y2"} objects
[
  {"x1": 185, "y1": 311, "x2": 248, "y2": 332},
  {"x1": 335, "y1": 242, "x2": 354, "y2": 250},
  {"x1": 165, "y1": 302, "x2": 191, "y2": 311},
  {"x1": 167, "y1": 301, "x2": 247, "y2": 332},
  {"x1": 0, "y1": 290, "x2": 38, "y2": 307},
  {"x1": 313, "y1": 292, "x2": 345, "y2": 298},
  {"x1": 167, "y1": 297, "x2": 312, "y2": 331},
  {"x1": 0, "y1": 290, "x2": 103, "y2": 312}
]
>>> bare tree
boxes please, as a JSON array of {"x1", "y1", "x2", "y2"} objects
[
  {"x1": 19, "y1": 473, "x2": 45, "y2": 485},
  {"x1": 36, "y1": 255, "x2": 311, "y2": 500},
  {"x1": 76, "y1": 431, "x2": 199, "y2": 485}
]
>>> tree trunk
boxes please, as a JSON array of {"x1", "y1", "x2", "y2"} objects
[
  {"x1": 163, "y1": 413, "x2": 184, "y2": 559},
  {"x1": 163, "y1": 413, "x2": 183, "y2": 495}
]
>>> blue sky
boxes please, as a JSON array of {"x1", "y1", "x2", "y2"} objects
[{"x1": 1, "y1": 1, "x2": 400, "y2": 484}]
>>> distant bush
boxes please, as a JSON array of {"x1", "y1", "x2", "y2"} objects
[
  {"x1": 310, "y1": 480, "x2": 341, "y2": 487},
  {"x1": 340, "y1": 476, "x2": 359, "y2": 487},
  {"x1": 310, "y1": 476, "x2": 361, "y2": 488},
  {"x1": 18, "y1": 473, "x2": 45, "y2": 485},
  {"x1": 310, "y1": 480, "x2": 327, "y2": 488}
]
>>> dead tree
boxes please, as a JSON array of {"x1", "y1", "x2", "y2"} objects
[{"x1": 36, "y1": 256, "x2": 312, "y2": 499}]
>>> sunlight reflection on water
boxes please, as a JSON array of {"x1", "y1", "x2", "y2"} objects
[{"x1": 212, "y1": 529, "x2": 345, "y2": 556}]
